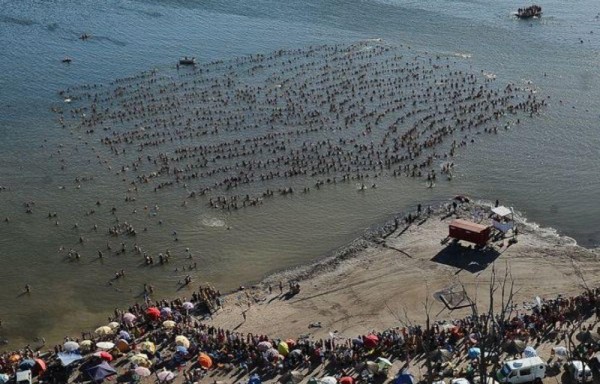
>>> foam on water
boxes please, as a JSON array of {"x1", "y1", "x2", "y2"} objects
[{"x1": 201, "y1": 216, "x2": 227, "y2": 228}]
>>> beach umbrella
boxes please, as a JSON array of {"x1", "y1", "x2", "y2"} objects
[
  {"x1": 93, "y1": 351, "x2": 113, "y2": 362},
  {"x1": 175, "y1": 335, "x2": 190, "y2": 348},
  {"x1": 364, "y1": 334, "x2": 379, "y2": 349},
  {"x1": 321, "y1": 376, "x2": 338, "y2": 384},
  {"x1": 95, "y1": 325, "x2": 113, "y2": 336},
  {"x1": 8, "y1": 354, "x2": 21, "y2": 363},
  {"x1": 118, "y1": 330, "x2": 132, "y2": 340},
  {"x1": 139, "y1": 340, "x2": 156, "y2": 354},
  {"x1": 19, "y1": 359, "x2": 36, "y2": 370},
  {"x1": 182, "y1": 302, "x2": 194, "y2": 310},
  {"x1": 0, "y1": 374, "x2": 8, "y2": 384},
  {"x1": 86, "y1": 361, "x2": 117, "y2": 382},
  {"x1": 503, "y1": 340, "x2": 526, "y2": 354},
  {"x1": 430, "y1": 348, "x2": 453, "y2": 362},
  {"x1": 123, "y1": 312, "x2": 137, "y2": 324},
  {"x1": 107, "y1": 321, "x2": 120, "y2": 329},
  {"x1": 278, "y1": 341, "x2": 289, "y2": 356},
  {"x1": 63, "y1": 341, "x2": 80, "y2": 352},
  {"x1": 265, "y1": 347, "x2": 279, "y2": 358},
  {"x1": 161, "y1": 307, "x2": 172, "y2": 316},
  {"x1": 135, "y1": 366, "x2": 152, "y2": 377},
  {"x1": 289, "y1": 349, "x2": 303, "y2": 358},
  {"x1": 285, "y1": 338, "x2": 296, "y2": 348},
  {"x1": 116, "y1": 339, "x2": 129, "y2": 353},
  {"x1": 157, "y1": 369, "x2": 176, "y2": 382},
  {"x1": 130, "y1": 353, "x2": 151, "y2": 367},
  {"x1": 34, "y1": 358, "x2": 47, "y2": 372},
  {"x1": 468, "y1": 347, "x2": 481, "y2": 359},
  {"x1": 96, "y1": 341, "x2": 115, "y2": 350},
  {"x1": 57, "y1": 352, "x2": 83, "y2": 366},
  {"x1": 257, "y1": 341, "x2": 272, "y2": 351},
  {"x1": 395, "y1": 372, "x2": 415, "y2": 384},
  {"x1": 80, "y1": 339, "x2": 93, "y2": 349},
  {"x1": 162, "y1": 320, "x2": 176, "y2": 329},
  {"x1": 146, "y1": 307, "x2": 161, "y2": 320},
  {"x1": 175, "y1": 345, "x2": 188, "y2": 355},
  {"x1": 524, "y1": 346, "x2": 537, "y2": 358},
  {"x1": 198, "y1": 352, "x2": 213, "y2": 369},
  {"x1": 377, "y1": 356, "x2": 393, "y2": 370},
  {"x1": 340, "y1": 377, "x2": 355, "y2": 384}
]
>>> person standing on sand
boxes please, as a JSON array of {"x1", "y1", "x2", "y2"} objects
[
  {"x1": 279, "y1": 281, "x2": 283, "y2": 294},
  {"x1": 242, "y1": 310, "x2": 247, "y2": 322}
]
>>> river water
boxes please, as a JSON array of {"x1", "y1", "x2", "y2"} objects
[{"x1": 0, "y1": 0, "x2": 599, "y2": 348}]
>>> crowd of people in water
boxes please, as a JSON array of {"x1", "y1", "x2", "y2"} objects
[
  {"x1": 52, "y1": 41, "x2": 543, "y2": 215},
  {"x1": 1, "y1": 281, "x2": 600, "y2": 383}
]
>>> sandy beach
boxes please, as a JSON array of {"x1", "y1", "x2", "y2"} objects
[
  {"x1": 5, "y1": 199, "x2": 600, "y2": 383},
  {"x1": 209, "y1": 201, "x2": 598, "y2": 343}
]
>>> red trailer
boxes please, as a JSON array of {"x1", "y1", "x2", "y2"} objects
[{"x1": 448, "y1": 219, "x2": 490, "y2": 246}]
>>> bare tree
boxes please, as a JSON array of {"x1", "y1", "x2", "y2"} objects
[{"x1": 460, "y1": 261, "x2": 518, "y2": 384}]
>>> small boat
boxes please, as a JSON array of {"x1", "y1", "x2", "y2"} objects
[
  {"x1": 62, "y1": 57, "x2": 72, "y2": 63},
  {"x1": 79, "y1": 33, "x2": 90, "y2": 40},
  {"x1": 178, "y1": 57, "x2": 196, "y2": 66},
  {"x1": 515, "y1": 5, "x2": 542, "y2": 19}
]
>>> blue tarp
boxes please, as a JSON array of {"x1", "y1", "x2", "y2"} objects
[
  {"x1": 57, "y1": 352, "x2": 83, "y2": 366},
  {"x1": 19, "y1": 359, "x2": 36, "y2": 370},
  {"x1": 86, "y1": 361, "x2": 117, "y2": 382},
  {"x1": 395, "y1": 373, "x2": 415, "y2": 384}
]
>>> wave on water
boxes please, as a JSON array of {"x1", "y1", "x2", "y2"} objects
[
  {"x1": 93, "y1": 35, "x2": 128, "y2": 47},
  {"x1": 0, "y1": 15, "x2": 37, "y2": 26},
  {"x1": 473, "y1": 198, "x2": 578, "y2": 247},
  {"x1": 201, "y1": 216, "x2": 227, "y2": 228}
]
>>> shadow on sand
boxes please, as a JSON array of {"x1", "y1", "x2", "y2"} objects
[{"x1": 431, "y1": 242, "x2": 501, "y2": 274}]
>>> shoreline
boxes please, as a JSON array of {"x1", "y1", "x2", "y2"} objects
[{"x1": 0, "y1": 197, "x2": 590, "y2": 353}]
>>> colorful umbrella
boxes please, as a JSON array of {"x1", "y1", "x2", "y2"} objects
[
  {"x1": 182, "y1": 302, "x2": 194, "y2": 310},
  {"x1": 86, "y1": 361, "x2": 117, "y2": 382},
  {"x1": 107, "y1": 321, "x2": 120, "y2": 329},
  {"x1": 123, "y1": 312, "x2": 137, "y2": 324},
  {"x1": 118, "y1": 330, "x2": 131, "y2": 340},
  {"x1": 377, "y1": 357, "x2": 393, "y2": 369},
  {"x1": 176, "y1": 345, "x2": 188, "y2": 355},
  {"x1": 157, "y1": 369, "x2": 176, "y2": 382},
  {"x1": 146, "y1": 307, "x2": 161, "y2": 319},
  {"x1": 395, "y1": 372, "x2": 415, "y2": 384},
  {"x1": 80, "y1": 340, "x2": 93, "y2": 349},
  {"x1": 321, "y1": 377, "x2": 338, "y2": 384},
  {"x1": 116, "y1": 339, "x2": 130, "y2": 353},
  {"x1": 175, "y1": 335, "x2": 190, "y2": 348},
  {"x1": 0, "y1": 374, "x2": 8, "y2": 384},
  {"x1": 524, "y1": 346, "x2": 537, "y2": 358},
  {"x1": 130, "y1": 353, "x2": 151, "y2": 367},
  {"x1": 364, "y1": 334, "x2": 379, "y2": 349},
  {"x1": 140, "y1": 341, "x2": 156, "y2": 354},
  {"x1": 285, "y1": 338, "x2": 296, "y2": 348},
  {"x1": 257, "y1": 341, "x2": 272, "y2": 351},
  {"x1": 34, "y1": 358, "x2": 47, "y2": 372},
  {"x1": 162, "y1": 320, "x2": 176, "y2": 329},
  {"x1": 19, "y1": 359, "x2": 36, "y2": 370},
  {"x1": 468, "y1": 347, "x2": 481, "y2": 359},
  {"x1": 63, "y1": 341, "x2": 80, "y2": 352},
  {"x1": 93, "y1": 351, "x2": 113, "y2": 362},
  {"x1": 340, "y1": 377, "x2": 355, "y2": 384},
  {"x1": 95, "y1": 326, "x2": 113, "y2": 336},
  {"x1": 278, "y1": 341, "x2": 289, "y2": 356},
  {"x1": 198, "y1": 353, "x2": 213, "y2": 369},
  {"x1": 161, "y1": 307, "x2": 172, "y2": 316},
  {"x1": 96, "y1": 341, "x2": 115, "y2": 350},
  {"x1": 8, "y1": 354, "x2": 21, "y2": 363},
  {"x1": 135, "y1": 366, "x2": 152, "y2": 377}
]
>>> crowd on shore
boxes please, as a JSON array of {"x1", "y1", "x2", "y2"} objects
[{"x1": 2, "y1": 279, "x2": 600, "y2": 383}]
